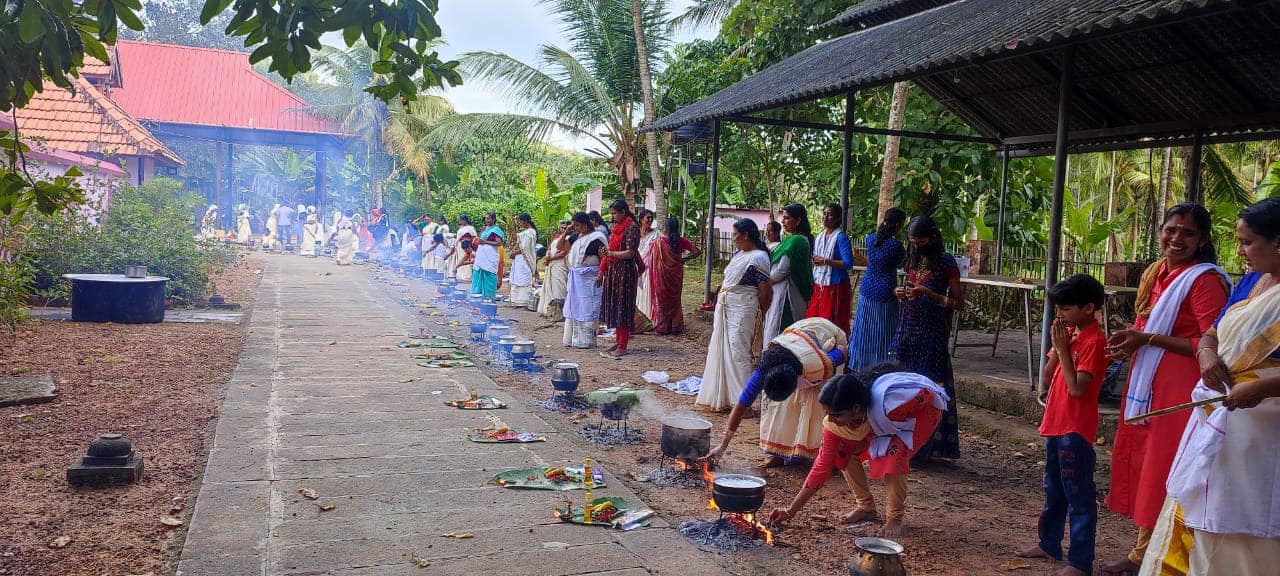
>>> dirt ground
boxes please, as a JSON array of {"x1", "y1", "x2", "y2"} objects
[
  {"x1": 455, "y1": 296, "x2": 1138, "y2": 576},
  {"x1": 0, "y1": 257, "x2": 261, "y2": 576}
]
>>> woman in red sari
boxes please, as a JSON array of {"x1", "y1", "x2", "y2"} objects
[
  {"x1": 1099, "y1": 204, "x2": 1229, "y2": 575},
  {"x1": 650, "y1": 217, "x2": 702, "y2": 334}
]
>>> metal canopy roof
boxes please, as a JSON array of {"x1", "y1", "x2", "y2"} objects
[
  {"x1": 818, "y1": 0, "x2": 958, "y2": 30},
  {"x1": 646, "y1": 0, "x2": 1280, "y2": 154}
]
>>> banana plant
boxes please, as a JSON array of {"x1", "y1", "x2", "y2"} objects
[
  {"x1": 530, "y1": 168, "x2": 573, "y2": 241},
  {"x1": 1061, "y1": 186, "x2": 1135, "y2": 262}
]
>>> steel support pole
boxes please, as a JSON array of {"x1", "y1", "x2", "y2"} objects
[
  {"x1": 995, "y1": 149, "x2": 1010, "y2": 274},
  {"x1": 1187, "y1": 131, "x2": 1204, "y2": 204},
  {"x1": 840, "y1": 91, "x2": 854, "y2": 232},
  {"x1": 226, "y1": 142, "x2": 235, "y2": 228},
  {"x1": 1039, "y1": 47, "x2": 1076, "y2": 391},
  {"x1": 703, "y1": 121, "x2": 721, "y2": 305},
  {"x1": 315, "y1": 150, "x2": 327, "y2": 216}
]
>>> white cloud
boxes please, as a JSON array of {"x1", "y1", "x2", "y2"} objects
[{"x1": 436, "y1": 0, "x2": 715, "y2": 151}]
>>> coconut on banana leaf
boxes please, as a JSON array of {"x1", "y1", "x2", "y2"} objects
[{"x1": 585, "y1": 386, "x2": 641, "y2": 409}]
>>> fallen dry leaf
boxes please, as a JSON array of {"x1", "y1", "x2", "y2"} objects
[
  {"x1": 1012, "y1": 451, "x2": 1025, "y2": 458},
  {"x1": 410, "y1": 552, "x2": 430, "y2": 568},
  {"x1": 159, "y1": 516, "x2": 184, "y2": 527},
  {"x1": 327, "y1": 340, "x2": 337, "y2": 346},
  {"x1": 317, "y1": 503, "x2": 335, "y2": 511},
  {"x1": 298, "y1": 487, "x2": 318, "y2": 500},
  {"x1": 9, "y1": 413, "x2": 32, "y2": 419},
  {"x1": 440, "y1": 532, "x2": 474, "y2": 539},
  {"x1": 998, "y1": 560, "x2": 1032, "y2": 570},
  {"x1": 49, "y1": 536, "x2": 71, "y2": 549}
]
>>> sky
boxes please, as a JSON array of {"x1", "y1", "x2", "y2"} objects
[{"x1": 433, "y1": 0, "x2": 715, "y2": 149}]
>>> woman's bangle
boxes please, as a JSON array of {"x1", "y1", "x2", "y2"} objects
[{"x1": 1147, "y1": 333, "x2": 1157, "y2": 347}]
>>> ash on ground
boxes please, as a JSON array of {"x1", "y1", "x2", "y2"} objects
[
  {"x1": 678, "y1": 518, "x2": 768, "y2": 552},
  {"x1": 534, "y1": 394, "x2": 589, "y2": 413},
  {"x1": 579, "y1": 422, "x2": 644, "y2": 447},
  {"x1": 641, "y1": 466, "x2": 708, "y2": 489}
]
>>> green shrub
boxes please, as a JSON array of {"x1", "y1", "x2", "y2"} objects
[
  {"x1": 0, "y1": 256, "x2": 33, "y2": 336},
  {"x1": 25, "y1": 178, "x2": 226, "y2": 305}
]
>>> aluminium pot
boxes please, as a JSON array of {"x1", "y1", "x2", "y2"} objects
[
  {"x1": 660, "y1": 416, "x2": 712, "y2": 460},
  {"x1": 711, "y1": 474, "x2": 766, "y2": 513},
  {"x1": 511, "y1": 340, "x2": 536, "y2": 359}
]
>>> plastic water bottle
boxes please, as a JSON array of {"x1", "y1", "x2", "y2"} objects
[
  {"x1": 582, "y1": 491, "x2": 593, "y2": 523},
  {"x1": 583, "y1": 458, "x2": 594, "y2": 488}
]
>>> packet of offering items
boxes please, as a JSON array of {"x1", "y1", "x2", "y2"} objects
[{"x1": 611, "y1": 509, "x2": 655, "y2": 531}]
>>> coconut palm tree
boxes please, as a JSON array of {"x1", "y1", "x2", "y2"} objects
[
  {"x1": 383, "y1": 97, "x2": 457, "y2": 208},
  {"x1": 303, "y1": 45, "x2": 455, "y2": 209},
  {"x1": 633, "y1": 0, "x2": 666, "y2": 220},
  {"x1": 423, "y1": 0, "x2": 668, "y2": 202}
]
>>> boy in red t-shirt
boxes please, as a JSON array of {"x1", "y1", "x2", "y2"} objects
[{"x1": 1016, "y1": 274, "x2": 1108, "y2": 576}]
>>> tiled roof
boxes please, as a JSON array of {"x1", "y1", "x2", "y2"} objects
[
  {"x1": 13, "y1": 76, "x2": 184, "y2": 165},
  {"x1": 819, "y1": 0, "x2": 957, "y2": 29},
  {"x1": 646, "y1": 0, "x2": 1280, "y2": 152},
  {"x1": 79, "y1": 46, "x2": 119, "y2": 83},
  {"x1": 108, "y1": 40, "x2": 345, "y2": 136}
]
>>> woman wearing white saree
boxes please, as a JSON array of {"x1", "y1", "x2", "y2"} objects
[
  {"x1": 301, "y1": 213, "x2": 324, "y2": 256},
  {"x1": 448, "y1": 214, "x2": 477, "y2": 283},
  {"x1": 563, "y1": 212, "x2": 607, "y2": 348},
  {"x1": 539, "y1": 221, "x2": 571, "y2": 320},
  {"x1": 509, "y1": 213, "x2": 539, "y2": 306},
  {"x1": 236, "y1": 205, "x2": 252, "y2": 244},
  {"x1": 696, "y1": 219, "x2": 773, "y2": 411},
  {"x1": 1141, "y1": 198, "x2": 1280, "y2": 576},
  {"x1": 635, "y1": 209, "x2": 659, "y2": 328}
]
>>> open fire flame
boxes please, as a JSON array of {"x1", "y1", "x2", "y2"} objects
[
  {"x1": 685, "y1": 460, "x2": 773, "y2": 545},
  {"x1": 703, "y1": 500, "x2": 775, "y2": 545},
  {"x1": 675, "y1": 458, "x2": 717, "y2": 486}
]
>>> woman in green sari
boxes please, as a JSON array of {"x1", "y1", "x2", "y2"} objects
[{"x1": 763, "y1": 204, "x2": 814, "y2": 350}]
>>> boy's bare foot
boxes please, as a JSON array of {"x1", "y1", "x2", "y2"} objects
[
  {"x1": 879, "y1": 519, "x2": 907, "y2": 537},
  {"x1": 1052, "y1": 567, "x2": 1088, "y2": 576},
  {"x1": 1099, "y1": 558, "x2": 1139, "y2": 575},
  {"x1": 1014, "y1": 545, "x2": 1051, "y2": 559},
  {"x1": 841, "y1": 508, "x2": 878, "y2": 524}
]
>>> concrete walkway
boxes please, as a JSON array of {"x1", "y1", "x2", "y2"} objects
[{"x1": 177, "y1": 254, "x2": 734, "y2": 576}]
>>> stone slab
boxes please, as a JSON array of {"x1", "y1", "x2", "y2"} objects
[{"x1": 0, "y1": 373, "x2": 57, "y2": 407}]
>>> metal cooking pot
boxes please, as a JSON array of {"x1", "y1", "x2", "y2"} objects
[
  {"x1": 485, "y1": 324, "x2": 511, "y2": 345},
  {"x1": 469, "y1": 321, "x2": 488, "y2": 335},
  {"x1": 660, "y1": 416, "x2": 712, "y2": 460},
  {"x1": 711, "y1": 474, "x2": 766, "y2": 513},
  {"x1": 550, "y1": 362, "x2": 579, "y2": 392},
  {"x1": 849, "y1": 537, "x2": 906, "y2": 576},
  {"x1": 478, "y1": 301, "x2": 498, "y2": 318},
  {"x1": 511, "y1": 340, "x2": 536, "y2": 358},
  {"x1": 497, "y1": 335, "x2": 518, "y2": 356}
]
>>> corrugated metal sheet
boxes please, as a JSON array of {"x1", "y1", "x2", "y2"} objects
[
  {"x1": 108, "y1": 41, "x2": 345, "y2": 136},
  {"x1": 647, "y1": 0, "x2": 1280, "y2": 148},
  {"x1": 820, "y1": 0, "x2": 958, "y2": 29}
]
